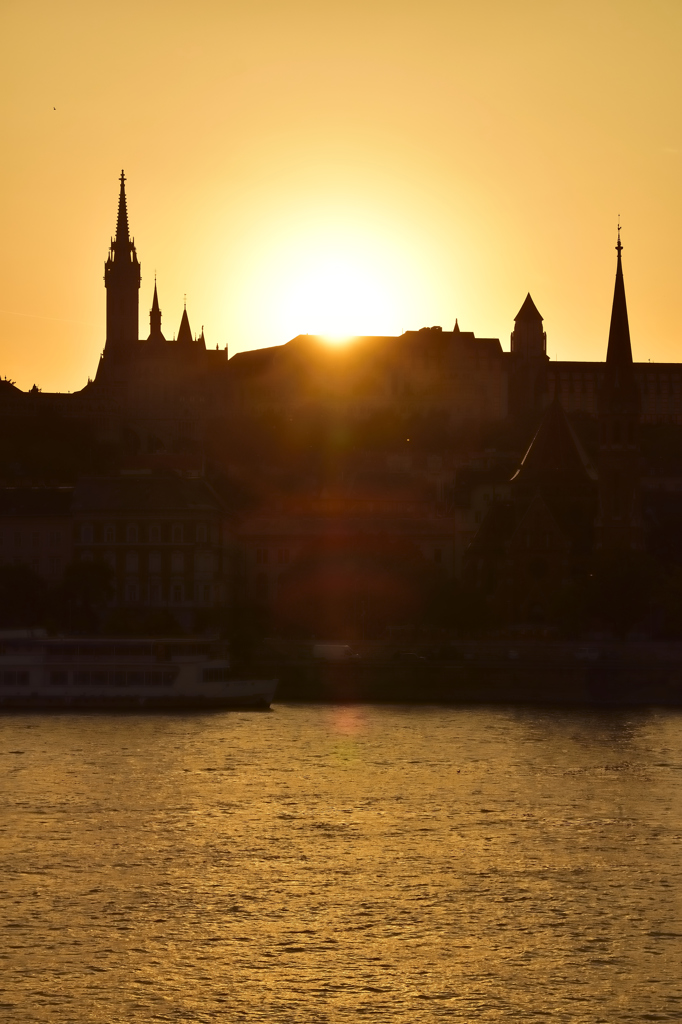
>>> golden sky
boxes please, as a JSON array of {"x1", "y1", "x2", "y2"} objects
[{"x1": 0, "y1": 0, "x2": 680, "y2": 391}]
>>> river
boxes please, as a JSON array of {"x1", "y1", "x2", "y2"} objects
[{"x1": 1, "y1": 704, "x2": 681, "y2": 1022}]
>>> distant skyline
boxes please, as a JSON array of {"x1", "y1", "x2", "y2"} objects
[{"x1": 1, "y1": 0, "x2": 681, "y2": 391}]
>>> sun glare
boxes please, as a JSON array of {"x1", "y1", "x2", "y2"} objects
[
  {"x1": 279, "y1": 253, "x2": 397, "y2": 343},
  {"x1": 235, "y1": 211, "x2": 428, "y2": 350}
]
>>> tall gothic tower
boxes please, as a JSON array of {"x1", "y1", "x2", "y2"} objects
[
  {"x1": 104, "y1": 171, "x2": 140, "y2": 351},
  {"x1": 596, "y1": 229, "x2": 642, "y2": 550}
]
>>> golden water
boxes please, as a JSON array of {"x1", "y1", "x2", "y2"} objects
[{"x1": 1, "y1": 705, "x2": 681, "y2": 1022}]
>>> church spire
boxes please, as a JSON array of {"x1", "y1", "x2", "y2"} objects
[
  {"x1": 114, "y1": 170, "x2": 130, "y2": 248},
  {"x1": 605, "y1": 225, "x2": 633, "y2": 368},
  {"x1": 596, "y1": 225, "x2": 642, "y2": 551}
]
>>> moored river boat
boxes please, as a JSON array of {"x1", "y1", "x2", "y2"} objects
[{"x1": 0, "y1": 631, "x2": 276, "y2": 710}]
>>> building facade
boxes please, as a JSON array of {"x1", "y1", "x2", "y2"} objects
[
  {"x1": 0, "y1": 488, "x2": 73, "y2": 581},
  {"x1": 71, "y1": 472, "x2": 231, "y2": 623}
]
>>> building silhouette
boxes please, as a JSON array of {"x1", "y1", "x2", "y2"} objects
[
  {"x1": 1, "y1": 172, "x2": 681, "y2": 445},
  {"x1": 462, "y1": 235, "x2": 656, "y2": 624},
  {"x1": 2, "y1": 175, "x2": 682, "y2": 634}
]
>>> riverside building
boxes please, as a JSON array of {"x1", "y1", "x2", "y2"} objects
[{"x1": 2, "y1": 173, "x2": 680, "y2": 446}]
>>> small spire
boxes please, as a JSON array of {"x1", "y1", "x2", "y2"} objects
[
  {"x1": 177, "y1": 306, "x2": 193, "y2": 344},
  {"x1": 453, "y1": 319, "x2": 460, "y2": 333},
  {"x1": 148, "y1": 280, "x2": 163, "y2": 340}
]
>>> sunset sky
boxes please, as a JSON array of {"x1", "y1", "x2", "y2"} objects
[{"x1": 0, "y1": 0, "x2": 680, "y2": 392}]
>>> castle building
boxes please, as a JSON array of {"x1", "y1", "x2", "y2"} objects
[
  {"x1": 226, "y1": 324, "x2": 508, "y2": 427},
  {"x1": 1, "y1": 173, "x2": 681, "y2": 452}
]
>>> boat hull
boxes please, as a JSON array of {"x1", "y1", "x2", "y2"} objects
[
  {"x1": 0, "y1": 634, "x2": 277, "y2": 712},
  {"x1": 0, "y1": 680, "x2": 277, "y2": 712}
]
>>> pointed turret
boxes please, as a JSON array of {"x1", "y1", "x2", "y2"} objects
[
  {"x1": 104, "y1": 171, "x2": 141, "y2": 349},
  {"x1": 148, "y1": 279, "x2": 164, "y2": 341},
  {"x1": 177, "y1": 305, "x2": 193, "y2": 344},
  {"x1": 516, "y1": 293, "x2": 543, "y2": 322},
  {"x1": 510, "y1": 293, "x2": 546, "y2": 358},
  {"x1": 596, "y1": 227, "x2": 642, "y2": 551}
]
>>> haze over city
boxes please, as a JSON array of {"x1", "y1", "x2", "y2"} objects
[{"x1": 1, "y1": 0, "x2": 681, "y2": 392}]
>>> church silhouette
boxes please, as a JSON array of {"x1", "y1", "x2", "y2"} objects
[
  {"x1": 1, "y1": 174, "x2": 681, "y2": 633},
  {"x1": 1, "y1": 172, "x2": 680, "y2": 456}
]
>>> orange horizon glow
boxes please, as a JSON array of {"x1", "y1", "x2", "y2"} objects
[{"x1": 1, "y1": 1, "x2": 681, "y2": 391}]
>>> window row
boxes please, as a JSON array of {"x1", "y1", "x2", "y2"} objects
[
  {"x1": 48, "y1": 670, "x2": 176, "y2": 687},
  {"x1": 255, "y1": 548, "x2": 291, "y2": 564},
  {"x1": 122, "y1": 582, "x2": 215, "y2": 604},
  {"x1": 0, "y1": 671, "x2": 29, "y2": 686},
  {"x1": 600, "y1": 420, "x2": 636, "y2": 446},
  {"x1": 202, "y1": 667, "x2": 231, "y2": 682},
  {"x1": 0, "y1": 555, "x2": 63, "y2": 574},
  {"x1": 0, "y1": 530, "x2": 63, "y2": 549},
  {"x1": 77, "y1": 523, "x2": 213, "y2": 544},
  {"x1": 81, "y1": 550, "x2": 216, "y2": 573}
]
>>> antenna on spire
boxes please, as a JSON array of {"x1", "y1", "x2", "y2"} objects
[
  {"x1": 184, "y1": 293, "x2": 187, "y2": 310},
  {"x1": 616, "y1": 217, "x2": 623, "y2": 258}
]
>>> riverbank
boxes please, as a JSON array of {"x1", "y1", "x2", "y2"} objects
[{"x1": 256, "y1": 640, "x2": 682, "y2": 705}]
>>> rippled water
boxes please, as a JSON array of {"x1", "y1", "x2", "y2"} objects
[{"x1": 1, "y1": 705, "x2": 682, "y2": 1022}]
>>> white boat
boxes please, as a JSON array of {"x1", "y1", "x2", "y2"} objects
[{"x1": 0, "y1": 631, "x2": 276, "y2": 710}]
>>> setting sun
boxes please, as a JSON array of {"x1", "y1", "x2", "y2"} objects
[
  {"x1": 278, "y1": 251, "x2": 396, "y2": 341},
  {"x1": 231, "y1": 206, "x2": 433, "y2": 351}
]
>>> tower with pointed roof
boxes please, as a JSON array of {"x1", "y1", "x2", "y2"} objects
[
  {"x1": 177, "y1": 304, "x2": 193, "y2": 344},
  {"x1": 510, "y1": 293, "x2": 546, "y2": 358},
  {"x1": 104, "y1": 171, "x2": 140, "y2": 351},
  {"x1": 596, "y1": 228, "x2": 643, "y2": 550},
  {"x1": 507, "y1": 292, "x2": 549, "y2": 422}
]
